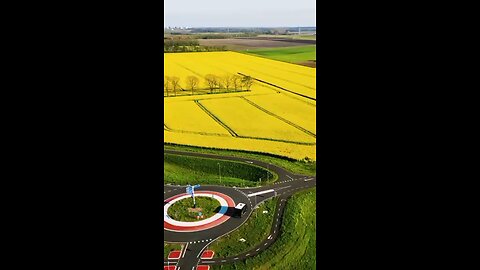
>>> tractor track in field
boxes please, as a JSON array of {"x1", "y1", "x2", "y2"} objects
[
  {"x1": 240, "y1": 96, "x2": 316, "y2": 138},
  {"x1": 238, "y1": 72, "x2": 316, "y2": 101}
]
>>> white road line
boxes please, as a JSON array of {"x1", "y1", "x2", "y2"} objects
[
  {"x1": 286, "y1": 175, "x2": 293, "y2": 180},
  {"x1": 246, "y1": 253, "x2": 250, "y2": 256},
  {"x1": 256, "y1": 248, "x2": 260, "y2": 251},
  {"x1": 222, "y1": 260, "x2": 226, "y2": 262},
  {"x1": 274, "y1": 186, "x2": 291, "y2": 192},
  {"x1": 264, "y1": 243, "x2": 268, "y2": 246},
  {"x1": 274, "y1": 230, "x2": 276, "y2": 233},
  {"x1": 267, "y1": 235, "x2": 272, "y2": 239},
  {"x1": 181, "y1": 243, "x2": 189, "y2": 258},
  {"x1": 234, "y1": 257, "x2": 239, "y2": 260},
  {"x1": 247, "y1": 189, "x2": 274, "y2": 197}
]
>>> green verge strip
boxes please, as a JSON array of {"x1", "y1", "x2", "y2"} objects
[
  {"x1": 209, "y1": 197, "x2": 278, "y2": 258},
  {"x1": 212, "y1": 188, "x2": 316, "y2": 270}
]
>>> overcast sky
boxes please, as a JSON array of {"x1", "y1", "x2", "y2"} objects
[{"x1": 164, "y1": 0, "x2": 316, "y2": 28}]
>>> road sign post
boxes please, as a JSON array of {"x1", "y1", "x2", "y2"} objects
[{"x1": 186, "y1": 184, "x2": 201, "y2": 208}]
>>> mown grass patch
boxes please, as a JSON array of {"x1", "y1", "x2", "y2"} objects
[
  {"x1": 164, "y1": 153, "x2": 277, "y2": 187},
  {"x1": 208, "y1": 198, "x2": 277, "y2": 258},
  {"x1": 167, "y1": 197, "x2": 220, "y2": 222},
  {"x1": 212, "y1": 188, "x2": 316, "y2": 270}
]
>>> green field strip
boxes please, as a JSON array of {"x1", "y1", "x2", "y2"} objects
[
  {"x1": 238, "y1": 72, "x2": 316, "y2": 101},
  {"x1": 240, "y1": 97, "x2": 316, "y2": 138},
  {"x1": 238, "y1": 50, "x2": 316, "y2": 76},
  {"x1": 194, "y1": 100, "x2": 239, "y2": 137}
]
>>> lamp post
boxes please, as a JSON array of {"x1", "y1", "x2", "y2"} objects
[{"x1": 217, "y1": 163, "x2": 221, "y2": 185}]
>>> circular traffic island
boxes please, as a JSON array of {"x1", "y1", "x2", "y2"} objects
[
  {"x1": 164, "y1": 191, "x2": 236, "y2": 232},
  {"x1": 167, "y1": 197, "x2": 221, "y2": 222}
]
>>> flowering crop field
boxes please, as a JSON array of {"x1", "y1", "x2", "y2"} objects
[{"x1": 164, "y1": 52, "x2": 316, "y2": 160}]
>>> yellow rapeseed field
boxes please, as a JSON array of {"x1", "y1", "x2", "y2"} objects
[{"x1": 164, "y1": 52, "x2": 316, "y2": 160}]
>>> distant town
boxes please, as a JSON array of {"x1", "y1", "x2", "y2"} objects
[{"x1": 164, "y1": 26, "x2": 316, "y2": 36}]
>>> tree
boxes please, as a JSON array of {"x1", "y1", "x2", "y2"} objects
[
  {"x1": 204, "y1": 74, "x2": 218, "y2": 93},
  {"x1": 164, "y1": 76, "x2": 171, "y2": 97},
  {"x1": 186, "y1": 76, "x2": 199, "y2": 95},
  {"x1": 222, "y1": 74, "x2": 232, "y2": 91},
  {"x1": 241, "y1": 76, "x2": 254, "y2": 90},
  {"x1": 231, "y1": 75, "x2": 242, "y2": 91},
  {"x1": 170, "y1": 76, "x2": 181, "y2": 96}
]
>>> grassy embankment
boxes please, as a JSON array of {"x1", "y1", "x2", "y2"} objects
[
  {"x1": 208, "y1": 198, "x2": 278, "y2": 257},
  {"x1": 212, "y1": 188, "x2": 316, "y2": 270},
  {"x1": 164, "y1": 153, "x2": 277, "y2": 187},
  {"x1": 164, "y1": 144, "x2": 316, "y2": 177},
  {"x1": 243, "y1": 45, "x2": 316, "y2": 64}
]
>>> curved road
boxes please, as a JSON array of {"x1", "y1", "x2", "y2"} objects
[{"x1": 163, "y1": 149, "x2": 316, "y2": 269}]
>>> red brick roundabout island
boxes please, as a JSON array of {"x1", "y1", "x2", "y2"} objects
[{"x1": 164, "y1": 191, "x2": 235, "y2": 232}]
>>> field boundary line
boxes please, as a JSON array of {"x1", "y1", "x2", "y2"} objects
[
  {"x1": 238, "y1": 73, "x2": 316, "y2": 101},
  {"x1": 240, "y1": 97, "x2": 316, "y2": 138},
  {"x1": 194, "y1": 100, "x2": 239, "y2": 137}
]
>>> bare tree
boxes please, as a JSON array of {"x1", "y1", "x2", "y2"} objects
[
  {"x1": 204, "y1": 74, "x2": 218, "y2": 93},
  {"x1": 186, "y1": 76, "x2": 199, "y2": 95},
  {"x1": 222, "y1": 74, "x2": 233, "y2": 91},
  {"x1": 241, "y1": 76, "x2": 254, "y2": 90},
  {"x1": 170, "y1": 76, "x2": 181, "y2": 96},
  {"x1": 164, "y1": 76, "x2": 171, "y2": 97},
  {"x1": 231, "y1": 74, "x2": 242, "y2": 91}
]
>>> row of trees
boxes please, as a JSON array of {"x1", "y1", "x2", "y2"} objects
[
  {"x1": 164, "y1": 74, "x2": 254, "y2": 97},
  {"x1": 164, "y1": 39, "x2": 227, "y2": 53}
]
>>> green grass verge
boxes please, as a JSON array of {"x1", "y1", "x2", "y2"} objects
[
  {"x1": 167, "y1": 197, "x2": 220, "y2": 222},
  {"x1": 164, "y1": 144, "x2": 316, "y2": 177},
  {"x1": 208, "y1": 198, "x2": 277, "y2": 258},
  {"x1": 164, "y1": 153, "x2": 277, "y2": 187},
  {"x1": 164, "y1": 242, "x2": 183, "y2": 259},
  {"x1": 212, "y1": 188, "x2": 316, "y2": 270},
  {"x1": 243, "y1": 45, "x2": 316, "y2": 64}
]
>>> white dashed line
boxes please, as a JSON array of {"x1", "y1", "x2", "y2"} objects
[{"x1": 256, "y1": 248, "x2": 260, "y2": 251}]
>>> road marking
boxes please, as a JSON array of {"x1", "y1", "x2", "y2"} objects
[
  {"x1": 246, "y1": 253, "x2": 250, "y2": 256},
  {"x1": 286, "y1": 175, "x2": 293, "y2": 180},
  {"x1": 234, "y1": 257, "x2": 239, "y2": 260},
  {"x1": 264, "y1": 243, "x2": 268, "y2": 246},
  {"x1": 274, "y1": 186, "x2": 291, "y2": 192},
  {"x1": 248, "y1": 189, "x2": 274, "y2": 197},
  {"x1": 304, "y1": 178, "x2": 314, "y2": 181},
  {"x1": 222, "y1": 260, "x2": 226, "y2": 262},
  {"x1": 256, "y1": 248, "x2": 260, "y2": 251},
  {"x1": 274, "y1": 230, "x2": 276, "y2": 233},
  {"x1": 181, "y1": 243, "x2": 189, "y2": 258},
  {"x1": 267, "y1": 235, "x2": 272, "y2": 239}
]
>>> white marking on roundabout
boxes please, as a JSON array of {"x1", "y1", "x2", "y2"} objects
[{"x1": 164, "y1": 193, "x2": 229, "y2": 227}]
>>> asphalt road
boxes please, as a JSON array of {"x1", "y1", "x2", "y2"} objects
[{"x1": 163, "y1": 149, "x2": 316, "y2": 269}]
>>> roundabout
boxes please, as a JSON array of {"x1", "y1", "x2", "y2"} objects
[
  {"x1": 163, "y1": 149, "x2": 317, "y2": 269},
  {"x1": 164, "y1": 191, "x2": 236, "y2": 232}
]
